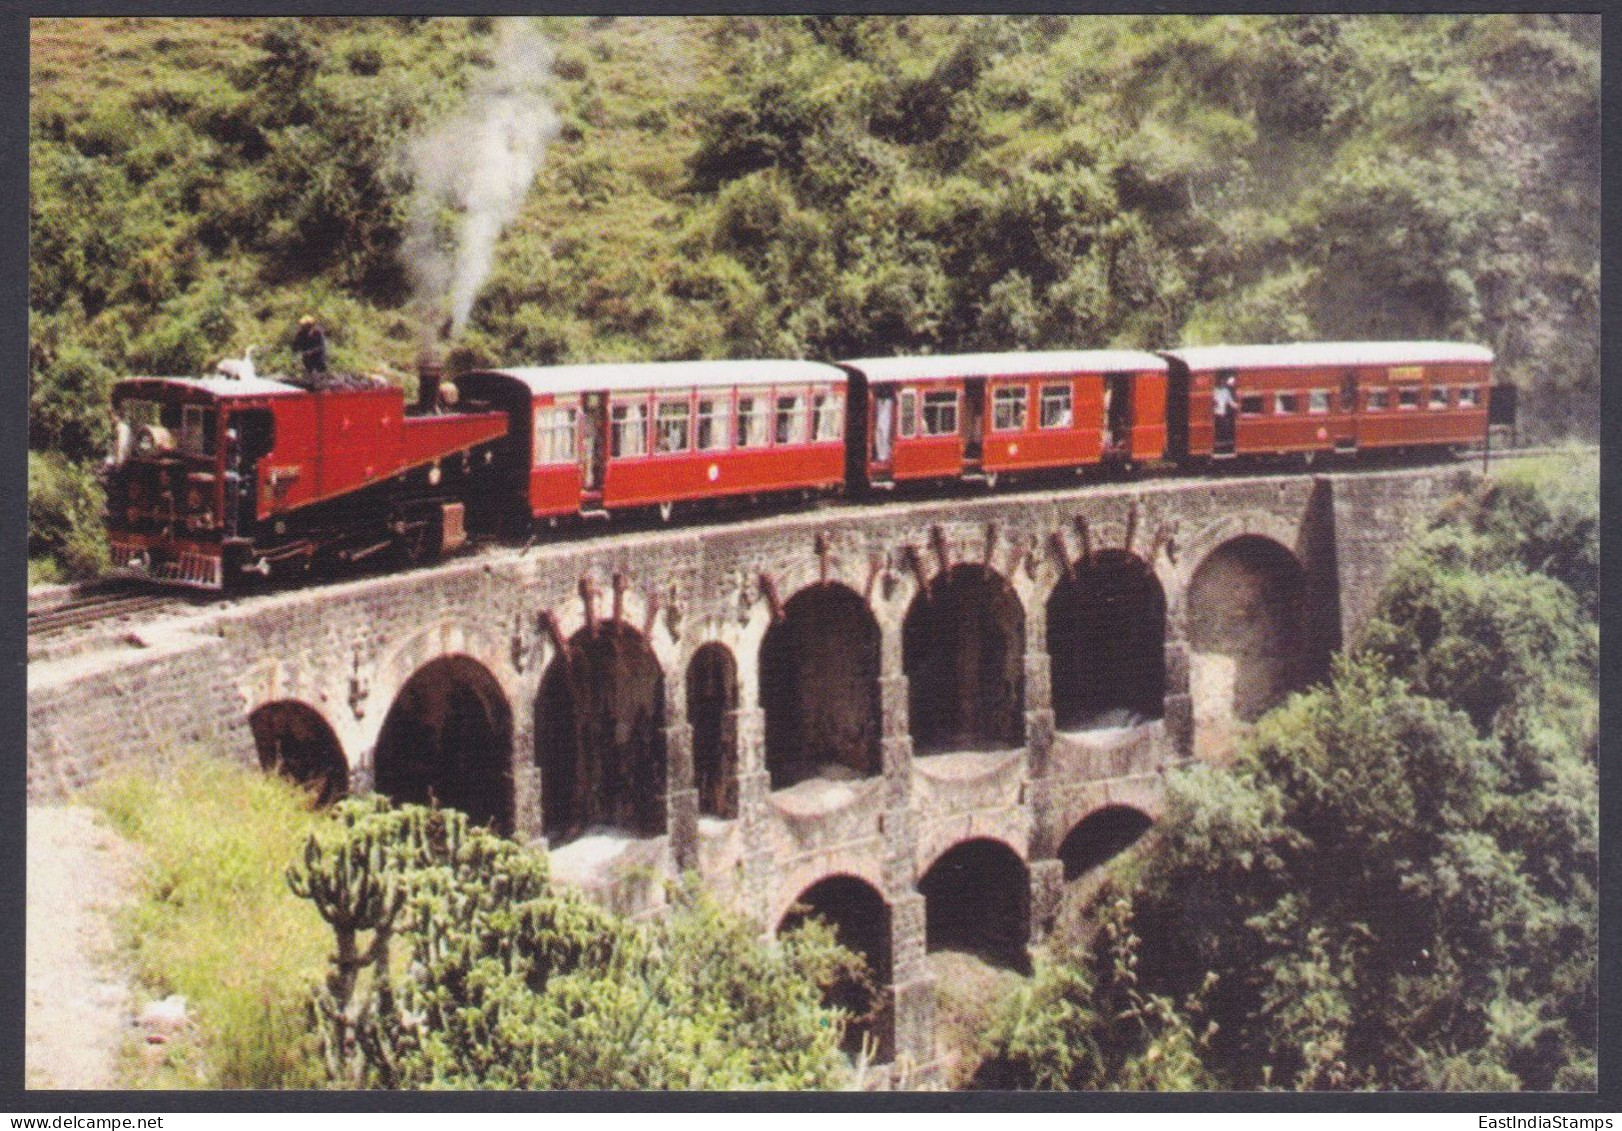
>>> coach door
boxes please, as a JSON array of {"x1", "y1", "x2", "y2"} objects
[
  {"x1": 580, "y1": 392, "x2": 607, "y2": 497},
  {"x1": 1104, "y1": 372, "x2": 1132, "y2": 456},
  {"x1": 1339, "y1": 370, "x2": 1360, "y2": 451},
  {"x1": 963, "y1": 378, "x2": 985, "y2": 468}
]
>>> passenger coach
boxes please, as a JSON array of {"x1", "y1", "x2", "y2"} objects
[
  {"x1": 1160, "y1": 341, "x2": 1495, "y2": 462},
  {"x1": 453, "y1": 359, "x2": 850, "y2": 526},
  {"x1": 839, "y1": 350, "x2": 1170, "y2": 490}
]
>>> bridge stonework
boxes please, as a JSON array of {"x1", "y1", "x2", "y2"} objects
[{"x1": 27, "y1": 464, "x2": 1476, "y2": 1079}]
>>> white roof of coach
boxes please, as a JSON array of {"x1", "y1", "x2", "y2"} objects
[
  {"x1": 840, "y1": 350, "x2": 1169, "y2": 382},
  {"x1": 1160, "y1": 341, "x2": 1494, "y2": 371},
  {"x1": 469, "y1": 359, "x2": 848, "y2": 397}
]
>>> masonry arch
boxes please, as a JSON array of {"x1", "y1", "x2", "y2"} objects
[
  {"x1": 1186, "y1": 535, "x2": 1306, "y2": 752},
  {"x1": 916, "y1": 838, "x2": 1030, "y2": 971},
  {"x1": 760, "y1": 583, "x2": 882, "y2": 790},
  {"x1": 687, "y1": 642, "x2": 739, "y2": 820},
  {"x1": 249, "y1": 700, "x2": 348, "y2": 806},
  {"x1": 536, "y1": 621, "x2": 667, "y2": 843},
  {"x1": 1047, "y1": 550, "x2": 1166, "y2": 731},
  {"x1": 902, "y1": 564, "x2": 1025, "y2": 756},
  {"x1": 778, "y1": 874, "x2": 891, "y2": 1050},
  {"x1": 1057, "y1": 805, "x2": 1154, "y2": 881},
  {"x1": 373, "y1": 655, "x2": 513, "y2": 832}
]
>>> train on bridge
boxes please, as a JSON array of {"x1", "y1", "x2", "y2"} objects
[{"x1": 101, "y1": 340, "x2": 1504, "y2": 589}]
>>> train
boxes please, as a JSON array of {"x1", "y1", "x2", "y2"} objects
[{"x1": 101, "y1": 340, "x2": 1502, "y2": 589}]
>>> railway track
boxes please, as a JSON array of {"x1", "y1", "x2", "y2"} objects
[
  {"x1": 24, "y1": 443, "x2": 1591, "y2": 649},
  {"x1": 27, "y1": 585, "x2": 188, "y2": 641}
]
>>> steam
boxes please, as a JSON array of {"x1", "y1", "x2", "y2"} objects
[{"x1": 402, "y1": 19, "x2": 560, "y2": 337}]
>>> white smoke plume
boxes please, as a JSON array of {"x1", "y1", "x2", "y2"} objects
[{"x1": 402, "y1": 18, "x2": 560, "y2": 337}]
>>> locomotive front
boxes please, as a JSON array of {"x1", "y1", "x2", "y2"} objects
[{"x1": 103, "y1": 375, "x2": 292, "y2": 588}]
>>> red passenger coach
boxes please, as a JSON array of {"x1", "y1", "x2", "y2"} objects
[
  {"x1": 454, "y1": 359, "x2": 850, "y2": 524},
  {"x1": 1160, "y1": 341, "x2": 1494, "y2": 462},
  {"x1": 839, "y1": 351, "x2": 1170, "y2": 489}
]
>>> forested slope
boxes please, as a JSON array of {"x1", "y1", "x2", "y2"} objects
[{"x1": 28, "y1": 15, "x2": 1599, "y2": 578}]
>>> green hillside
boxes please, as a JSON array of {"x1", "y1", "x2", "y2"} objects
[{"x1": 28, "y1": 15, "x2": 1599, "y2": 579}]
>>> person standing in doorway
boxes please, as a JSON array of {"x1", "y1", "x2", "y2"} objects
[{"x1": 1213, "y1": 373, "x2": 1238, "y2": 454}]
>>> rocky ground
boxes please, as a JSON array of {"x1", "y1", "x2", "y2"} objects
[{"x1": 25, "y1": 805, "x2": 139, "y2": 1090}]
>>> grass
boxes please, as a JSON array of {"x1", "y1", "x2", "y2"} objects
[{"x1": 93, "y1": 753, "x2": 334, "y2": 1089}]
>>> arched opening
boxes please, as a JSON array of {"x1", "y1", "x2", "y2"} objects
[
  {"x1": 917, "y1": 838, "x2": 1030, "y2": 972},
  {"x1": 536, "y1": 621, "x2": 667, "y2": 843},
  {"x1": 374, "y1": 656, "x2": 513, "y2": 833},
  {"x1": 249, "y1": 700, "x2": 348, "y2": 806},
  {"x1": 686, "y1": 643, "x2": 739, "y2": 820},
  {"x1": 902, "y1": 565, "x2": 1025, "y2": 755},
  {"x1": 778, "y1": 875, "x2": 891, "y2": 1052},
  {"x1": 1187, "y1": 536, "x2": 1306, "y2": 757},
  {"x1": 760, "y1": 583, "x2": 881, "y2": 791},
  {"x1": 1047, "y1": 550, "x2": 1167, "y2": 731},
  {"x1": 1058, "y1": 806, "x2": 1155, "y2": 881}
]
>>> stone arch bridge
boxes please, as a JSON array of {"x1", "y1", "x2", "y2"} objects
[{"x1": 27, "y1": 464, "x2": 1475, "y2": 1073}]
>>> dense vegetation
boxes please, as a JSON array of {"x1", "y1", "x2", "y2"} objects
[
  {"x1": 28, "y1": 15, "x2": 1598, "y2": 579},
  {"x1": 96, "y1": 757, "x2": 860, "y2": 1090},
  {"x1": 290, "y1": 798, "x2": 859, "y2": 1090},
  {"x1": 982, "y1": 459, "x2": 1598, "y2": 1090}
]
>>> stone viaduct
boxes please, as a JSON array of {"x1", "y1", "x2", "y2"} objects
[{"x1": 27, "y1": 463, "x2": 1477, "y2": 1075}]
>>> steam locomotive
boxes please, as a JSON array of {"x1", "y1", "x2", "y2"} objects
[{"x1": 102, "y1": 340, "x2": 1499, "y2": 589}]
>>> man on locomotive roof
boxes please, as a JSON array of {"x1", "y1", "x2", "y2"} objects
[{"x1": 292, "y1": 314, "x2": 329, "y2": 378}]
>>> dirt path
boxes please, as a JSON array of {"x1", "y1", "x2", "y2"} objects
[{"x1": 25, "y1": 805, "x2": 140, "y2": 1090}]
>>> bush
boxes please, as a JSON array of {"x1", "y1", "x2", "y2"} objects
[
  {"x1": 28, "y1": 451, "x2": 107, "y2": 580},
  {"x1": 289, "y1": 799, "x2": 861, "y2": 1089}
]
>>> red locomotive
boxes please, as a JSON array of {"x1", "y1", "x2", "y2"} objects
[
  {"x1": 101, "y1": 340, "x2": 1498, "y2": 589},
  {"x1": 104, "y1": 373, "x2": 506, "y2": 586}
]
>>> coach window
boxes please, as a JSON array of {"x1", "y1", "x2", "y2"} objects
[
  {"x1": 1236, "y1": 393, "x2": 1263, "y2": 416},
  {"x1": 775, "y1": 392, "x2": 809, "y2": 445},
  {"x1": 1040, "y1": 383, "x2": 1072, "y2": 429},
  {"x1": 1397, "y1": 387, "x2": 1422, "y2": 410},
  {"x1": 1458, "y1": 386, "x2": 1480, "y2": 408},
  {"x1": 1367, "y1": 388, "x2": 1391, "y2": 412},
  {"x1": 181, "y1": 405, "x2": 217, "y2": 457},
  {"x1": 1308, "y1": 389, "x2": 1331, "y2": 415},
  {"x1": 813, "y1": 390, "x2": 843, "y2": 442},
  {"x1": 534, "y1": 406, "x2": 578, "y2": 465},
  {"x1": 993, "y1": 385, "x2": 1028, "y2": 431},
  {"x1": 922, "y1": 389, "x2": 958, "y2": 436},
  {"x1": 656, "y1": 399, "x2": 692, "y2": 454},
  {"x1": 1274, "y1": 392, "x2": 1300, "y2": 415},
  {"x1": 1429, "y1": 386, "x2": 1450, "y2": 410},
  {"x1": 737, "y1": 395, "x2": 770, "y2": 448},
  {"x1": 899, "y1": 389, "x2": 918, "y2": 439},
  {"x1": 612, "y1": 401, "x2": 648, "y2": 458},
  {"x1": 696, "y1": 395, "x2": 731, "y2": 451}
]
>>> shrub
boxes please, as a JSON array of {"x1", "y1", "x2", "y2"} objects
[
  {"x1": 28, "y1": 451, "x2": 107, "y2": 580},
  {"x1": 289, "y1": 799, "x2": 860, "y2": 1089}
]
